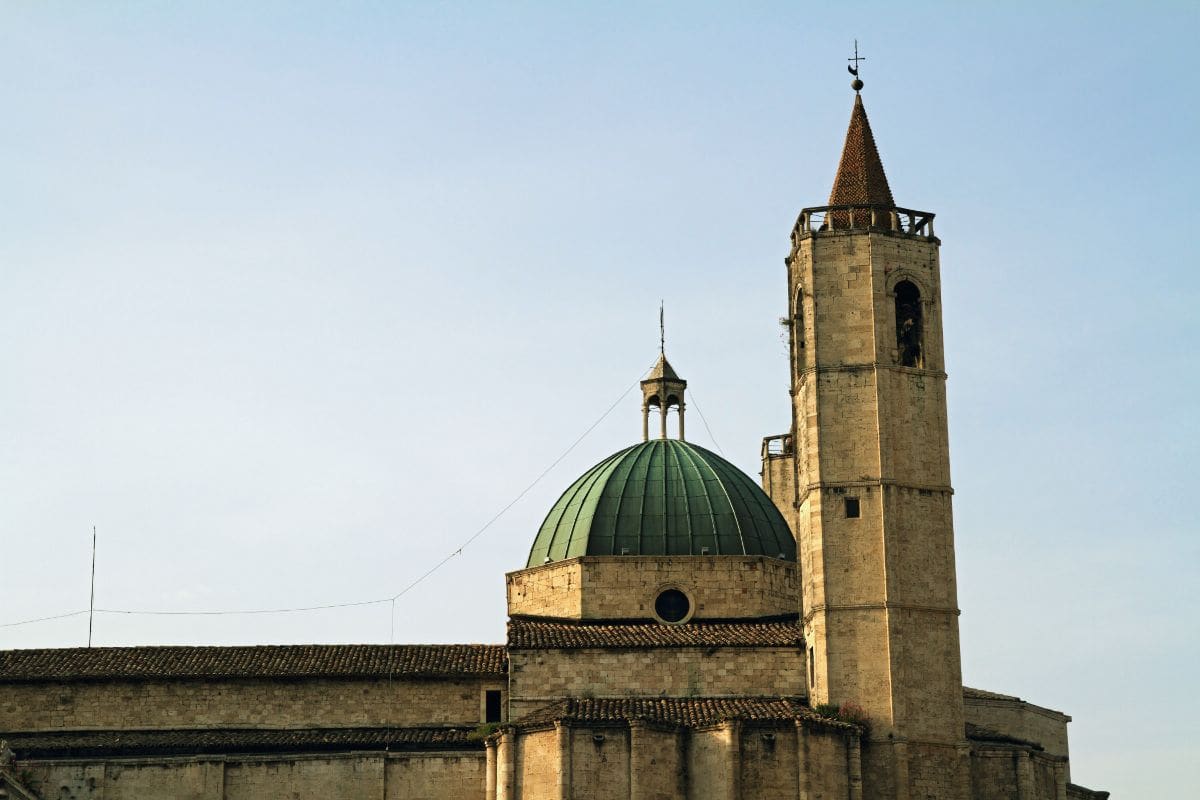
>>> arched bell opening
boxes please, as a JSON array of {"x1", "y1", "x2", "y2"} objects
[
  {"x1": 894, "y1": 280, "x2": 924, "y2": 368},
  {"x1": 642, "y1": 391, "x2": 686, "y2": 442}
]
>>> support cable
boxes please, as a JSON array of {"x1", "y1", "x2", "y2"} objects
[
  {"x1": 1, "y1": 372, "x2": 646, "y2": 629},
  {"x1": 686, "y1": 388, "x2": 726, "y2": 456}
]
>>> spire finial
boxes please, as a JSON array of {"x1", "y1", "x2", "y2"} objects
[
  {"x1": 659, "y1": 301, "x2": 665, "y2": 357},
  {"x1": 847, "y1": 39, "x2": 865, "y2": 92}
]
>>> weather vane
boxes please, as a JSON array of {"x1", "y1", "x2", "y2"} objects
[{"x1": 847, "y1": 39, "x2": 865, "y2": 92}]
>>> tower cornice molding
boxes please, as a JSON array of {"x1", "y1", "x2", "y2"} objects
[
  {"x1": 793, "y1": 363, "x2": 948, "y2": 385},
  {"x1": 803, "y1": 602, "x2": 962, "y2": 628},
  {"x1": 795, "y1": 479, "x2": 953, "y2": 506}
]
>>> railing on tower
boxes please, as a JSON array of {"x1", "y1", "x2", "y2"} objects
[
  {"x1": 762, "y1": 434, "x2": 793, "y2": 460},
  {"x1": 792, "y1": 204, "x2": 936, "y2": 246}
]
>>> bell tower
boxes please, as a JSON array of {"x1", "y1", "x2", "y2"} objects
[
  {"x1": 762, "y1": 77, "x2": 970, "y2": 799},
  {"x1": 641, "y1": 354, "x2": 686, "y2": 441}
]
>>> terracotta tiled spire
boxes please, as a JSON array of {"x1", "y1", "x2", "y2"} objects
[{"x1": 828, "y1": 93, "x2": 895, "y2": 207}]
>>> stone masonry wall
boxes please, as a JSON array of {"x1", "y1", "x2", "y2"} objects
[
  {"x1": 685, "y1": 727, "x2": 727, "y2": 800},
  {"x1": 514, "y1": 728, "x2": 558, "y2": 799},
  {"x1": 630, "y1": 724, "x2": 682, "y2": 800},
  {"x1": 506, "y1": 561, "x2": 584, "y2": 619},
  {"x1": 739, "y1": 725, "x2": 798, "y2": 800},
  {"x1": 804, "y1": 728, "x2": 853, "y2": 799},
  {"x1": 969, "y1": 746, "x2": 1069, "y2": 800},
  {"x1": 508, "y1": 647, "x2": 805, "y2": 720},
  {"x1": 964, "y1": 694, "x2": 1071, "y2": 760},
  {"x1": 19, "y1": 752, "x2": 486, "y2": 800},
  {"x1": 569, "y1": 726, "x2": 630, "y2": 800},
  {"x1": 507, "y1": 556, "x2": 799, "y2": 622},
  {"x1": 1, "y1": 677, "x2": 504, "y2": 731}
]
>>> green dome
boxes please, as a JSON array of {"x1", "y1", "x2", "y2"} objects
[{"x1": 527, "y1": 439, "x2": 796, "y2": 567}]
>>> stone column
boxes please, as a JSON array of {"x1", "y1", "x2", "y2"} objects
[
  {"x1": 497, "y1": 730, "x2": 517, "y2": 800},
  {"x1": 848, "y1": 734, "x2": 863, "y2": 800},
  {"x1": 485, "y1": 739, "x2": 498, "y2": 800},
  {"x1": 1054, "y1": 760, "x2": 1068, "y2": 800},
  {"x1": 794, "y1": 721, "x2": 812, "y2": 800},
  {"x1": 724, "y1": 721, "x2": 742, "y2": 800},
  {"x1": 556, "y1": 722, "x2": 571, "y2": 800},
  {"x1": 893, "y1": 740, "x2": 911, "y2": 800},
  {"x1": 1015, "y1": 750, "x2": 1035, "y2": 800}
]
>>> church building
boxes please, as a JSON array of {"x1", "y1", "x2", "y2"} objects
[{"x1": 0, "y1": 81, "x2": 1107, "y2": 800}]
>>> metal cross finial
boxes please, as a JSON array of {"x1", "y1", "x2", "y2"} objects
[
  {"x1": 847, "y1": 40, "x2": 866, "y2": 91},
  {"x1": 847, "y1": 40, "x2": 866, "y2": 74}
]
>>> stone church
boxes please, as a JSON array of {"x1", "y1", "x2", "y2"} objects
[{"x1": 0, "y1": 85, "x2": 1108, "y2": 800}]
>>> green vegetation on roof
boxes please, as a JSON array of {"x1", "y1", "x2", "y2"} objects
[{"x1": 527, "y1": 439, "x2": 796, "y2": 567}]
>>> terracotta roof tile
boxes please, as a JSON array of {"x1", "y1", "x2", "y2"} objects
[
  {"x1": 507, "y1": 619, "x2": 803, "y2": 649},
  {"x1": 1, "y1": 727, "x2": 480, "y2": 758},
  {"x1": 0, "y1": 644, "x2": 506, "y2": 682},
  {"x1": 516, "y1": 697, "x2": 856, "y2": 734},
  {"x1": 828, "y1": 94, "x2": 895, "y2": 208}
]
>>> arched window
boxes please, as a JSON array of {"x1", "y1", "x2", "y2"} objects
[{"x1": 894, "y1": 280, "x2": 923, "y2": 368}]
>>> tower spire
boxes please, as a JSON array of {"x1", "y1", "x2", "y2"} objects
[{"x1": 828, "y1": 85, "x2": 895, "y2": 208}]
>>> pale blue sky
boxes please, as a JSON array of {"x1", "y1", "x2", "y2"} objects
[{"x1": 2, "y1": 3, "x2": 1197, "y2": 795}]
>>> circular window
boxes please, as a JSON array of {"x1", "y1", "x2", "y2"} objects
[{"x1": 654, "y1": 589, "x2": 691, "y2": 624}]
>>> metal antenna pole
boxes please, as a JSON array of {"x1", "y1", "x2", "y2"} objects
[
  {"x1": 88, "y1": 525, "x2": 97, "y2": 647},
  {"x1": 659, "y1": 301, "x2": 665, "y2": 356}
]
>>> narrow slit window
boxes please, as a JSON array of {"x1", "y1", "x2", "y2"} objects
[
  {"x1": 795, "y1": 287, "x2": 806, "y2": 353},
  {"x1": 844, "y1": 497, "x2": 861, "y2": 518},
  {"x1": 484, "y1": 690, "x2": 502, "y2": 723}
]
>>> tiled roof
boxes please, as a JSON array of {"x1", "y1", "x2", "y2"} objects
[
  {"x1": 0, "y1": 644, "x2": 506, "y2": 682},
  {"x1": 516, "y1": 697, "x2": 856, "y2": 733},
  {"x1": 645, "y1": 354, "x2": 683, "y2": 382},
  {"x1": 507, "y1": 619, "x2": 803, "y2": 649},
  {"x1": 828, "y1": 94, "x2": 895, "y2": 208},
  {"x1": 1, "y1": 727, "x2": 480, "y2": 759}
]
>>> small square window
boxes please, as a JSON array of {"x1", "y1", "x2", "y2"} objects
[{"x1": 844, "y1": 497, "x2": 861, "y2": 518}]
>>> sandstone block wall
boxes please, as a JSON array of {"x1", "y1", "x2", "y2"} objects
[
  {"x1": 507, "y1": 556, "x2": 799, "y2": 622},
  {"x1": 486, "y1": 721, "x2": 858, "y2": 800},
  {"x1": 18, "y1": 752, "x2": 486, "y2": 800},
  {"x1": 803, "y1": 728, "x2": 854, "y2": 799},
  {"x1": 685, "y1": 726, "x2": 727, "y2": 799},
  {"x1": 514, "y1": 729, "x2": 558, "y2": 799},
  {"x1": 969, "y1": 747, "x2": 1069, "y2": 800},
  {"x1": 630, "y1": 724, "x2": 683, "y2": 800},
  {"x1": 507, "y1": 561, "x2": 584, "y2": 619},
  {"x1": 508, "y1": 647, "x2": 805, "y2": 720},
  {"x1": 964, "y1": 693, "x2": 1071, "y2": 761},
  {"x1": 782, "y1": 228, "x2": 965, "y2": 763},
  {"x1": 739, "y1": 725, "x2": 797, "y2": 800},
  {"x1": 1, "y1": 677, "x2": 504, "y2": 731},
  {"x1": 569, "y1": 726, "x2": 631, "y2": 800}
]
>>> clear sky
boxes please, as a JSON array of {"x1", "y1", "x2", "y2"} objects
[{"x1": 2, "y1": 2, "x2": 1197, "y2": 795}]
